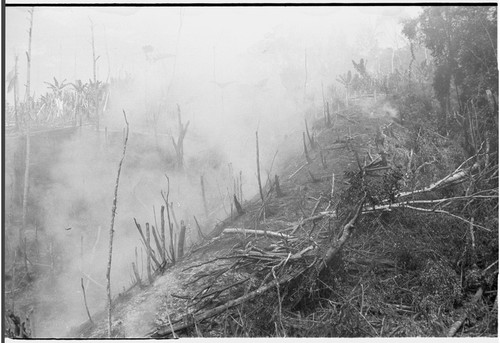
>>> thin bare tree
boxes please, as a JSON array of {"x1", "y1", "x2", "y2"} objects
[{"x1": 106, "y1": 111, "x2": 129, "y2": 338}]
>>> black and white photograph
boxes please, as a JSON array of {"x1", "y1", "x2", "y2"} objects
[{"x1": 3, "y1": 2, "x2": 498, "y2": 339}]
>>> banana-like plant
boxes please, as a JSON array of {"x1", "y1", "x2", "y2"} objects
[
  {"x1": 44, "y1": 77, "x2": 69, "y2": 118},
  {"x1": 70, "y1": 80, "x2": 89, "y2": 124}
]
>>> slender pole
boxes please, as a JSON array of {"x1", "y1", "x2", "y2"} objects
[
  {"x1": 13, "y1": 54, "x2": 19, "y2": 130},
  {"x1": 303, "y1": 132, "x2": 312, "y2": 164},
  {"x1": 21, "y1": 8, "x2": 34, "y2": 242},
  {"x1": 256, "y1": 131, "x2": 264, "y2": 203},
  {"x1": 81, "y1": 278, "x2": 94, "y2": 325},
  {"x1": 21, "y1": 127, "x2": 30, "y2": 238},
  {"x1": 239, "y1": 171, "x2": 243, "y2": 202},
  {"x1": 177, "y1": 221, "x2": 186, "y2": 259},
  {"x1": 200, "y1": 175, "x2": 208, "y2": 218},
  {"x1": 146, "y1": 223, "x2": 153, "y2": 284},
  {"x1": 24, "y1": 7, "x2": 34, "y2": 105},
  {"x1": 160, "y1": 206, "x2": 166, "y2": 262},
  {"x1": 106, "y1": 111, "x2": 129, "y2": 338},
  {"x1": 90, "y1": 18, "x2": 99, "y2": 130}
]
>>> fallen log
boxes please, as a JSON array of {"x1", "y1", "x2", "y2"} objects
[
  {"x1": 398, "y1": 160, "x2": 481, "y2": 198},
  {"x1": 319, "y1": 196, "x2": 365, "y2": 272},
  {"x1": 447, "y1": 287, "x2": 484, "y2": 337},
  {"x1": 222, "y1": 228, "x2": 294, "y2": 240}
]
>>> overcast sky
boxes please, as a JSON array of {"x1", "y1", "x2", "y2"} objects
[{"x1": 5, "y1": 6, "x2": 420, "y2": 99}]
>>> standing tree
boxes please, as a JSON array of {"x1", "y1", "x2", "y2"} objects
[
  {"x1": 44, "y1": 77, "x2": 68, "y2": 118},
  {"x1": 6, "y1": 54, "x2": 20, "y2": 129},
  {"x1": 403, "y1": 6, "x2": 498, "y2": 138},
  {"x1": 70, "y1": 80, "x2": 88, "y2": 126},
  {"x1": 89, "y1": 18, "x2": 100, "y2": 130},
  {"x1": 171, "y1": 105, "x2": 189, "y2": 169},
  {"x1": 336, "y1": 70, "x2": 352, "y2": 108},
  {"x1": 24, "y1": 7, "x2": 34, "y2": 109},
  {"x1": 21, "y1": 7, "x2": 34, "y2": 244}
]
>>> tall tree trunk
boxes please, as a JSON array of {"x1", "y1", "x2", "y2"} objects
[
  {"x1": 24, "y1": 7, "x2": 34, "y2": 107},
  {"x1": 19, "y1": 121, "x2": 30, "y2": 244},
  {"x1": 90, "y1": 19, "x2": 99, "y2": 131},
  {"x1": 256, "y1": 131, "x2": 264, "y2": 203},
  {"x1": 14, "y1": 54, "x2": 19, "y2": 130}
]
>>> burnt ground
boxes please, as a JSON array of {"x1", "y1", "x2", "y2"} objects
[{"x1": 68, "y1": 96, "x2": 498, "y2": 338}]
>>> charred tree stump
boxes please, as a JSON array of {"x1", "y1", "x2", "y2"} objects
[
  {"x1": 239, "y1": 171, "x2": 243, "y2": 202},
  {"x1": 305, "y1": 119, "x2": 317, "y2": 149},
  {"x1": 177, "y1": 221, "x2": 187, "y2": 259},
  {"x1": 256, "y1": 131, "x2": 265, "y2": 203},
  {"x1": 233, "y1": 195, "x2": 245, "y2": 216},
  {"x1": 200, "y1": 175, "x2": 208, "y2": 218},
  {"x1": 303, "y1": 132, "x2": 312, "y2": 164},
  {"x1": 308, "y1": 170, "x2": 320, "y2": 183}
]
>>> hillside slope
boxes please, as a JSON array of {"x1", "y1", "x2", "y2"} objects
[{"x1": 69, "y1": 96, "x2": 498, "y2": 338}]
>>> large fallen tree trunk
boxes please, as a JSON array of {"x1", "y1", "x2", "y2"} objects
[{"x1": 398, "y1": 159, "x2": 481, "y2": 198}]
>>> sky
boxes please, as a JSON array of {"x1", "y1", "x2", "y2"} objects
[{"x1": 5, "y1": 6, "x2": 420, "y2": 100}]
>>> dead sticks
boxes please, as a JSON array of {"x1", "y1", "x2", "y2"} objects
[
  {"x1": 304, "y1": 119, "x2": 317, "y2": 149},
  {"x1": 177, "y1": 221, "x2": 187, "y2": 259},
  {"x1": 80, "y1": 278, "x2": 94, "y2": 325},
  {"x1": 161, "y1": 175, "x2": 176, "y2": 263},
  {"x1": 106, "y1": 110, "x2": 129, "y2": 338},
  {"x1": 133, "y1": 219, "x2": 161, "y2": 269},
  {"x1": 200, "y1": 175, "x2": 208, "y2": 218},
  {"x1": 150, "y1": 267, "x2": 306, "y2": 338},
  {"x1": 160, "y1": 206, "x2": 166, "y2": 262},
  {"x1": 256, "y1": 131, "x2": 265, "y2": 203},
  {"x1": 222, "y1": 228, "x2": 294, "y2": 240},
  {"x1": 193, "y1": 215, "x2": 207, "y2": 240},
  {"x1": 303, "y1": 132, "x2": 312, "y2": 164},
  {"x1": 151, "y1": 225, "x2": 163, "y2": 266},
  {"x1": 146, "y1": 224, "x2": 153, "y2": 284}
]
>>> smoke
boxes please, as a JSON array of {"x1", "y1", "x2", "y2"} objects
[
  {"x1": 382, "y1": 101, "x2": 399, "y2": 118},
  {"x1": 4, "y1": 6, "x2": 422, "y2": 337}
]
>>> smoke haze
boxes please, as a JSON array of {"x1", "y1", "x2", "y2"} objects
[{"x1": 4, "y1": 5, "x2": 419, "y2": 337}]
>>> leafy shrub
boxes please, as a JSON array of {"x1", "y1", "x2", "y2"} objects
[{"x1": 415, "y1": 260, "x2": 462, "y2": 314}]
